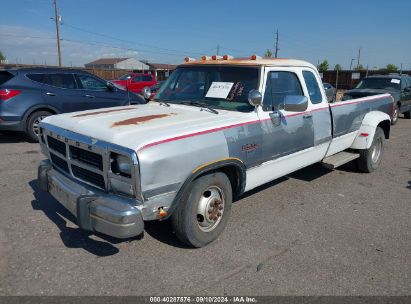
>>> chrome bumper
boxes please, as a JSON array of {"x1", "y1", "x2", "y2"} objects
[{"x1": 38, "y1": 160, "x2": 144, "y2": 239}]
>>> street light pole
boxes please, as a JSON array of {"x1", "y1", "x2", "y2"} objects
[
  {"x1": 350, "y1": 58, "x2": 355, "y2": 70},
  {"x1": 53, "y1": 0, "x2": 62, "y2": 66}
]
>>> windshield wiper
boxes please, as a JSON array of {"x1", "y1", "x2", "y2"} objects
[
  {"x1": 153, "y1": 99, "x2": 170, "y2": 107},
  {"x1": 181, "y1": 101, "x2": 219, "y2": 114}
]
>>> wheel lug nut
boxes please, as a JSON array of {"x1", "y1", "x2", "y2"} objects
[
  {"x1": 217, "y1": 212, "x2": 222, "y2": 217},
  {"x1": 218, "y1": 206, "x2": 223, "y2": 210},
  {"x1": 208, "y1": 210, "x2": 212, "y2": 214}
]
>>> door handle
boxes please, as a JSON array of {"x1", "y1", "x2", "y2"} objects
[
  {"x1": 303, "y1": 112, "x2": 312, "y2": 119},
  {"x1": 85, "y1": 94, "x2": 95, "y2": 98},
  {"x1": 46, "y1": 92, "x2": 56, "y2": 96}
]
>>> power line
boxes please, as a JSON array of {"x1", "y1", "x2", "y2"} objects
[{"x1": 61, "y1": 22, "x2": 205, "y2": 56}]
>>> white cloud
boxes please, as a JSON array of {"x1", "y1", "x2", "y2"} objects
[{"x1": 0, "y1": 25, "x2": 140, "y2": 67}]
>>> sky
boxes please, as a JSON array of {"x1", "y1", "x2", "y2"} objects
[{"x1": 0, "y1": 0, "x2": 410, "y2": 69}]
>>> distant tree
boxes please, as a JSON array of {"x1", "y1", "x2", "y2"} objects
[
  {"x1": 334, "y1": 64, "x2": 342, "y2": 71},
  {"x1": 264, "y1": 49, "x2": 272, "y2": 58},
  {"x1": 354, "y1": 64, "x2": 365, "y2": 71},
  {"x1": 385, "y1": 64, "x2": 398, "y2": 72},
  {"x1": 0, "y1": 51, "x2": 6, "y2": 62},
  {"x1": 318, "y1": 60, "x2": 329, "y2": 72}
]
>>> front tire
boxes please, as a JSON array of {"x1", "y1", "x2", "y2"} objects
[
  {"x1": 357, "y1": 127, "x2": 384, "y2": 173},
  {"x1": 391, "y1": 104, "x2": 399, "y2": 125},
  {"x1": 171, "y1": 172, "x2": 232, "y2": 248},
  {"x1": 26, "y1": 110, "x2": 52, "y2": 142}
]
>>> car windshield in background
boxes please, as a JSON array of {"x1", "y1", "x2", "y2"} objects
[
  {"x1": 119, "y1": 74, "x2": 131, "y2": 80},
  {"x1": 356, "y1": 78, "x2": 400, "y2": 90},
  {"x1": 155, "y1": 66, "x2": 259, "y2": 112}
]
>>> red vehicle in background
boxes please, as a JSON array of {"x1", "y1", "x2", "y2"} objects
[{"x1": 111, "y1": 73, "x2": 157, "y2": 94}]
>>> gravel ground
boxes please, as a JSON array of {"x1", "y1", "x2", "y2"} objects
[{"x1": 0, "y1": 118, "x2": 410, "y2": 296}]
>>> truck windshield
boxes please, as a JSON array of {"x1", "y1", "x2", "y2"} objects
[
  {"x1": 155, "y1": 66, "x2": 259, "y2": 112},
  {"x1": 356, "y1": 78, "x2": 400, "y2": 90}
]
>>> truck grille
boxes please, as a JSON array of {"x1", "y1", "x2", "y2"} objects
[
  {"x1": 69, "y1": 146, "x2": 103, "y2": 170},
  {"x1": 47, "y1": 136, "x2": 67, "y2": 157},
  {"x1": 50, "y1": 153, "x2": 69, "y2": 173},
  {"x1": 71, "y1": 165, "x2": 105, "y2": 189},
  {"x1": 46, "y1": 135, "x2": 106, "y2": 190}
]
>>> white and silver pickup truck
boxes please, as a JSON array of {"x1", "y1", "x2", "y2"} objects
[{"x1": 37, "y1": 56, "x2": 394, "y2": 247}]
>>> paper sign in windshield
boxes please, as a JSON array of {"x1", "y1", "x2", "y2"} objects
[
  {"x1": 206, "y1": 82, "x2": 234, "y2": 99},
  {"x1": 391, "y1": 79, "x2": 400, "y2": 84}
]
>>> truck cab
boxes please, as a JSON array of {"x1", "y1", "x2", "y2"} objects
[{"x1": 112, "y1": 73, "x2": 157, "y2": 95}]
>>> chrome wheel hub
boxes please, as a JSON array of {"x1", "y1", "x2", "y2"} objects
[
  {"x1": 197, "y1": 186, "x2": 225, "y2": 232},
  {"x1": 371, "y1": 138, "x2": 382, "y2": 163},
  {"x1": 32, "y1": 115, "x2": 47, "y2": 136}
]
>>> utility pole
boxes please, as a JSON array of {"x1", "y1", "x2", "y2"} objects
[
  {"x1": 274, "y1": 29, "x2": 279, "y2": 58},
  {"x1": 53, "y1": 0, "x2": 62, "y2": 66},
  {"x1": 356, "y1": 47, "x2": 361, "y2": 69},
  {"x1": 216, "y1": 44, "x2": 220, "y2": 56},
  {"x1": 400, "y1": 63, "x2": 403, "y2": 75}
]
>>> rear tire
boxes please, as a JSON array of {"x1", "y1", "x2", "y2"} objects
[
  {"x1": 171, "y1": 172, "x2": 232, "y2": 248},
  {"x1": 391, "y1": 104, "x2": 399, "y2": 125},
  {"x1": 404, "y1": 110, "x2": 411, "y2": 119},
  {"x1": 26, "y1": 111, "x2": 52, "y2": 142},
  {"x1": 357, "y1": 127, "x2": 384, "y2": 173}
]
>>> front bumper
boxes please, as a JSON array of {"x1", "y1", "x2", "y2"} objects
[{"x1": 38, "y1": 160, "x2": 144, "y2": 239}]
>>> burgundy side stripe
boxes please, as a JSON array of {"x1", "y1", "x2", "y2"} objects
[{"x1": 138, "y1": 94, "x2": 391, "y2": 151}]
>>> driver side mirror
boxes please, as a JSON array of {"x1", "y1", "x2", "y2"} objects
[
  {"x1": 248, "y1": 90, "x2": 262, "y2": 107},
  {"x1": 284, "y1": 95, "x2": 308, "y2": 112},
  {"x1": 106, "y1": 81, "x2": 115, "y2": 91}
]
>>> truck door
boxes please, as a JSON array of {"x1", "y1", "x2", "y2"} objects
[{"x1": 257, "y1": 68, "x2": 314, "y2": 162}]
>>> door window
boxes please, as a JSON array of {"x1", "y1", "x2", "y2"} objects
[
  {"x1": 76, "y1": 74, "x2": 107, "y2": 91},
  {"x1": 133, "y1": 75, "x2": 143, "y2": 82},
  {"x1": 142, "y1": 75, "x2": 152, "y2": 81},
  {"x1": 302, "y1": 71, "x2": 323, "y2": 104},
  {"x1": 31, "y1": 73, "x2": 77, "y2": 89},
  {"x1": 263, "y1": 71, "x2": 303, "y2": 111}
]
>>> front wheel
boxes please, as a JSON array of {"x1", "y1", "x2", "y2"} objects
[
  {"x1": 171, "y1": 172, "x2": 232, "y2": 248},
  {"x1": 357, "y1": 127, "x2": 385, "y2": 173},
  {"x1": 391, "y1": 104, "x2": 399, "y2": 125},
  {"x1": 26, "y1": 111, "x2": 52, "y2": 142}
]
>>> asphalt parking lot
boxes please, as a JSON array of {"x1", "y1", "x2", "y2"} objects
[{"x1": 0, "y1": 118, "x2": 410, "y2": 296}]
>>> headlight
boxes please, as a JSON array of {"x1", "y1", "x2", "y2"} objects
[{"x1": 111, "y1": 153, "x2": 132, "y2": 177}]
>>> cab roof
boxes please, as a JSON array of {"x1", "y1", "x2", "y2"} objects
[{"x1": 181, "y1": 57, "x2": 317, "y2": 70}]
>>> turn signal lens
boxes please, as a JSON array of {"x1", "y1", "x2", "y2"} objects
[{"x1": 250, "y1": 55, "x2": 261, "y2": 60}]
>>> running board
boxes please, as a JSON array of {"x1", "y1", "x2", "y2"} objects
[{"x1": 322, "y1": 151, "x2": 360, "y2": 169}]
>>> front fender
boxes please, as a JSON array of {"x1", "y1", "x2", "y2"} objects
[{"x1": 350, "y1": 111, "x2": 391, "y2": 150}]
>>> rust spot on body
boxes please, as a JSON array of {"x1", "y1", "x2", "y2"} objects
[
  {"x1": 73, "y1": 107, "x2": 135, "y2": 118},
  {"x1": 111, "y1": 113, "x2": 176, "y2": 127}
]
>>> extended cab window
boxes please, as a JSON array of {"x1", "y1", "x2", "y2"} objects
[
  {"x1": 302, "y1": 71, "x2": 322, "y2": 104},
  {"x1": 263, "y1": 71, "x2": 303, "y2": 111},
  {"x1": 76, "y1": 74, "x2": 107, "y2": 91},
  {"x1": 133, "y1": 75, "x2": 143, "y2": 82}
]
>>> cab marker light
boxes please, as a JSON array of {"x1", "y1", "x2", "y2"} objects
[
  {"x1": 211, "y1": 55, "x2": 222, "y2": 60},
  {"x1": 184, "y1": 57, "x2": 196, "y2": 62},
  {"x1": 201, "y1": 56, "x2": 211, "y2": 61},
  {"x1": 223, "y1": 54, "x2": 233, "y2": 60},
  {"x1": 250, "y1": 54, "x2": 262, "y2": 60}
]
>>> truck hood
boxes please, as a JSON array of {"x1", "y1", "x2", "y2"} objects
[{"x1": 42, "y1": 102, "x2": 254, "y2": 151}]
